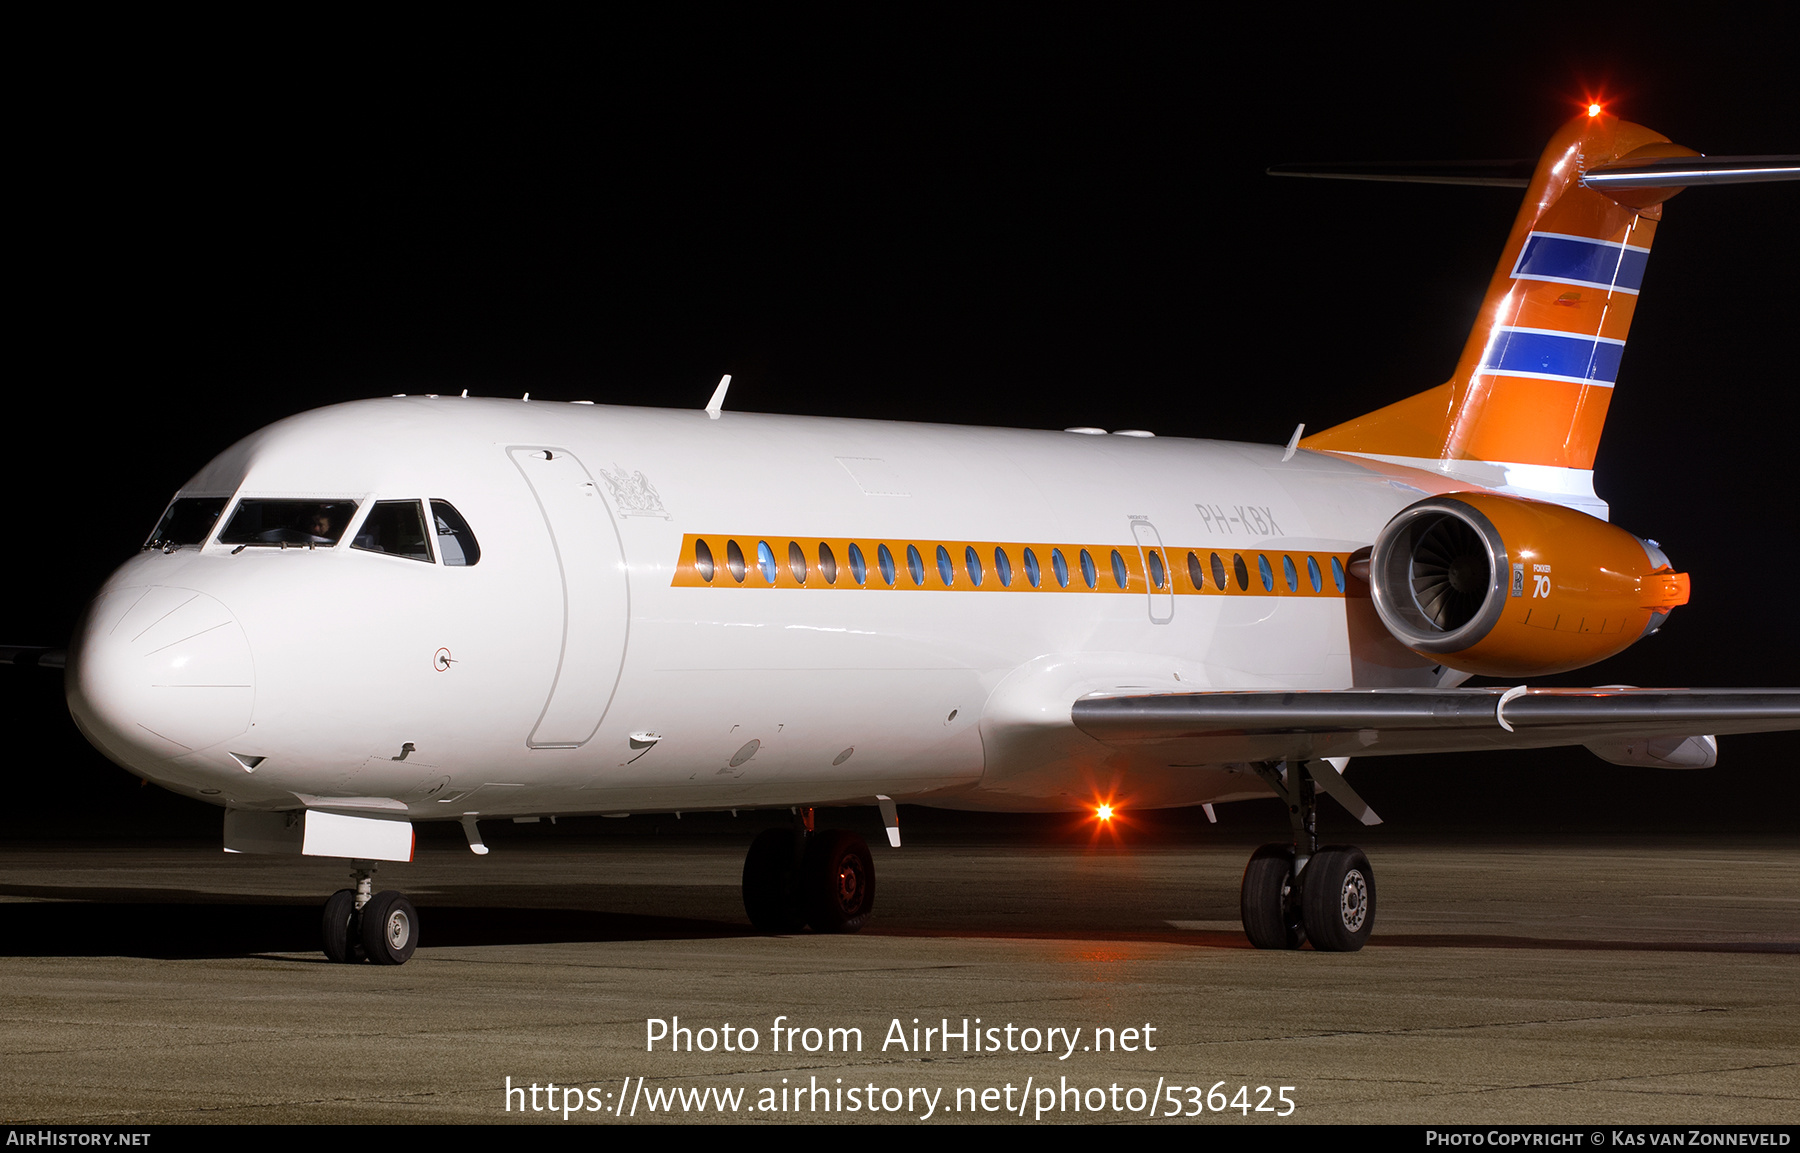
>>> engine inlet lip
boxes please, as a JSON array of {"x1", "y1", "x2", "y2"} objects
[{"x1": 1369, "y1": 497, "x2": 1509, "y2": 654}]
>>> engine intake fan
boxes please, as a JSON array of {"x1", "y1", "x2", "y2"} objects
[
  {"x1": 1370, "y1": 498, "x2": 1507, "y2": 654},
  {"x1": 1368, "y1": 493, "x2": 1689, "y2": 678}
]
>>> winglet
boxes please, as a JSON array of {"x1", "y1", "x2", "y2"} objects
[{"x1": 705, "y1": 374, "x2": 731, "y2": 420}]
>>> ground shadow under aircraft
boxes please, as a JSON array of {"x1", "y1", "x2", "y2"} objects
[{"x1": 4, "y1": 870, "x2": 1791, "y2": 960}]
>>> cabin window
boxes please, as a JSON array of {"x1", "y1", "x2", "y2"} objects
[
  {"x1": 1330, "y1": 556, "x2": 1345, "y2": 592},
  {"x1": 1187, "y1": 550, "x2": 1204, "y2": 590},
  {"x1": 145, "y1": 496, "x2": 228, "y2": 550},
  {"x1": 788, "y1": 541, "x2": 808, "y2": 585},
  {"x1": 1078, "y1": 549, "x2": 1097, "y2": 589},
  {"x1": 1051, "y1": 548, "x2": 1070, "y2": 588},
  {"x1": 220, "y1": 499, "x2": 359, "y2": 547},
  {"x1": 353, "y1": 501, "x2": 434, "y2": 562},
  {"x1": 848, "y1": 543, "x2": 868, "y2": 586},
  {"x1": 693, "y1": 539, "x2": 716, "y2": 582},
  {"x1": 1110, "y1": 549, "x2": 1128, "y2": 589},
  {"x1": 936, "y1": 544, "x2": 955, "y2": 587},
  {"x1": 965, "y1": 545, "x2": 984, "y2": 587},
  {"x1": 1282, "y1": 554, "x2": 1298, "y2": 592},
  {"x1": 1024, "y1": 547, "x2": 1041, "y2": 588},
  {"x1": 1256, "y1": 554, "x2": 1273, "y2": 591},
  {"x1": 1147, "y1": 549, "x2": 1166, "y2": 590},
  {"x1": 907, "y1": 544, "x2": 925, "y2": 586},
  {"x1": 757, "y1": 540, "x2": 778, "y2": 584},
  {"x1": 818, "y1": 542, "x2": 838, "y2": 585},
  {"x1": 877, "y1": 543, "x2": 896, "y2": 586},
  {"x1": 1307, "y1": 555, "x2": 1322, "y2": 592},
  {"x1": 1232, "y1": 553, "x2": 1250, "y2": 591},
  {"x1": 1210, "y1": 552, "x2": 1228, "y2": 591},
  {"x1": 994, "y1": 547, "x2": 1012, "y2": 587},
  {"x1": 726, "y1": 540, "x2": 746, "y2": 583},
  {"x1": 431, "y1": 501, "x2": 480, "y2": 566}
]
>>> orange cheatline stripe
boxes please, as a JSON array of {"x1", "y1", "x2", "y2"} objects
[{"x1": 670, "y1": 534, "x2": 1351, "y2": 598}]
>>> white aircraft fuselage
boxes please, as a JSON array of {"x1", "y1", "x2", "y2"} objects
[
  {"x1": 68, "y1": 396, "x2": 1470, "y2": 822},
  {"x1": 55, "y1": 109, "x2": 1800, "y2": 960}
]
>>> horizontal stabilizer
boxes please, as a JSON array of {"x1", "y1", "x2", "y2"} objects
[
  {"x1": 1267, "y1": 159, "x2": 1533, "y2": 187},
  {"x1": 1582, "y1": 155, "x2": 1800, "y2": 189},
  {"x1": 1073, "y1": 687, "x2": 1800, "y2": 763},
  {"x1": 1268, "y1": 156, "x2": 1799, "y2": 191}
]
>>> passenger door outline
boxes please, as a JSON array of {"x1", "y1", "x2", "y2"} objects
[{"x1": 509, "y1": 446, "x2": 631, "y2": 748}]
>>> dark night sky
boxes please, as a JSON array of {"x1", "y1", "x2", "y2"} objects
[{"x1": 8, "y1": 14, "x2": 1796, "y2": 834}]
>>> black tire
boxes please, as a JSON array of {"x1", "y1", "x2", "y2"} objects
[
  {"x1": 1240, "y1": 843, "x2": 1304, "y2": 949},
  {"x1": 1300, "y1": 845, "x2": 1375, "y2": 952},
  {"x1": 800, "y1": 830, "x2": 875, "y2": 933},
  {"x1": 321, "y1": 888, "x2": 358, "y2": 963},
  {"x1": 742, "y1": 827, "x2": 807, "y2": 932},
  {"x1": 358, "y1": 890, "x2": 419, "y2": 965}
]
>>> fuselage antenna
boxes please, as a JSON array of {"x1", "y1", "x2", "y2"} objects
[
  {"x1": 705, "y1": 374, "x2": 732, "y2": 420},
  {"x1": 1283, "y1": 423, "x2": 1306, "y2": 462}
]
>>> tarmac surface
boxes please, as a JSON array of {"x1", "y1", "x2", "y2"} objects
[{"x1": 2, "y1": 824, "x2": 1796, "y2": 1126}]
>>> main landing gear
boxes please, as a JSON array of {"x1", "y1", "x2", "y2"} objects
[
  {"x1": 1240, "y1": 760, "x2": 1377, "y2": 952},
  {"x1": 742, "y1": 807, "x2": 876, "y2": 933},
  {"x1": 322, "y1": 861, "x2": 419, "y2": 965}
]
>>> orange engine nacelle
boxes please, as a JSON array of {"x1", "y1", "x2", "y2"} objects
[{"x1": 1367, "y1": 492, "x2": 1689, "y2": 678}]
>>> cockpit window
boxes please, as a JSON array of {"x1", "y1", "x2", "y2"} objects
[
  {"x1": 145, "y1": 496, "x2": 228, "y2": 549},
  {"x1": 218, "y1": 499, "x2": 359, "y2": 547},
  {"x1": 430, "y1": 500, "x2": 481, "y2": 566},
  {"x1": 352, "y1": 500, "x2": 434, "y2": 562}
]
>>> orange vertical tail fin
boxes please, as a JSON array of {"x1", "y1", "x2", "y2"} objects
[{"x1": 1302, "y1": 111, "x2": 1697, "y2": 519}]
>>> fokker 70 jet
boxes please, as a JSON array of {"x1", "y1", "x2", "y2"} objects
[{"x1": 47, "y1": 107, "x2": 1800, "y2": 963}]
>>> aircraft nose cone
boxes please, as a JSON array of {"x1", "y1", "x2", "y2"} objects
[{"x1": 67, "y1": 585, "x2": 255, "y2": 764}]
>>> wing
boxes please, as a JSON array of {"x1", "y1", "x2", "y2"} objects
[{"x1": 1072, "y1": 687, "x2": 1800, "y2": 766}]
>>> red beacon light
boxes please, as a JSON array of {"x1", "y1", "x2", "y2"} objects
[
  {"x1": 1095, "y1": 804, "x2": 1115, "y2": 822},
  {"x1": 1588, "y1": 102, "x2": 1603, "y2": 118}
]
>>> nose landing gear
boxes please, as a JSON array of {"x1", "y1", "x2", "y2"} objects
[{"x1": 321, "y1": 862, "x2": 420, "y2": 964}]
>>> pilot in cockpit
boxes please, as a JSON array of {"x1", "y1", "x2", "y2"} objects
[{"x1": 305, "y1": 511, "x2": 337, "y2": 542}]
